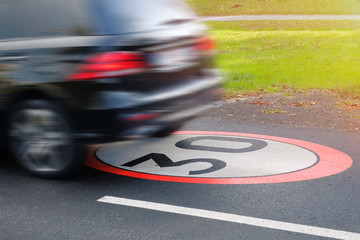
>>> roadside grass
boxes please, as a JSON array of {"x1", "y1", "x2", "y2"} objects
[
  {"x1": 208, "y1": 21, "x2": 360, "y2": 97},
  {"x1": 185, "y1": 0, "x2": 360, "y2": 16}
]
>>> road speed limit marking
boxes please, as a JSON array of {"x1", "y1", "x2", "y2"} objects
[{"x1": 85, "y1": 131, "x2": 352, "y2": 184}]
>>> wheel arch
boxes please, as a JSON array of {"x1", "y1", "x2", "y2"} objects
[{"x1": 3, "y1": 86, "x2": 79, "y2": 128}]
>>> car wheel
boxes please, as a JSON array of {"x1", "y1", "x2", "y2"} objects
[{"x1": 7, "y1": 99, "x2": 83, "y2": 178}]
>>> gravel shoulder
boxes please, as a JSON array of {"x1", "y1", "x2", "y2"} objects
[{"x1": 201, "y1": 90, "x2": 360, "y2": 132}]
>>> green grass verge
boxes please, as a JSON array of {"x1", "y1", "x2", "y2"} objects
[
  {"x1": 185, "y1": 0, "x2": 360, "y2": 16},
  {"x1": 208, "y1": 21, "x2": 360, "y2": 96}
]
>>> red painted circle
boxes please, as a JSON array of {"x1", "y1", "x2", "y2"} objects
[{"x1": 84, "y1": 131, "x2": 353, "y2": 184}]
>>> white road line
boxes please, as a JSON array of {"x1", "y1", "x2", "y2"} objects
[
  {"x1": 98, "y1": 196, "x2": 360, "y2": 240},
  {"x1": 200, "y1": 15, "x2": 360, "y2": 21}
]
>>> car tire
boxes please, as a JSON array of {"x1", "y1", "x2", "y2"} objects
[{"x1": 7, "y1": 99, "x2": 83, "y2": 178}]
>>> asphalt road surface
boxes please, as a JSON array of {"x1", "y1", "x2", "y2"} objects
[{"x1": 1, "y1": 99, "x2": 360, "y2": 240}]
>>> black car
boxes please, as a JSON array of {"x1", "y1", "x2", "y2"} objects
[{"x1": 0, "y1": 0, "x2": 222, "y2": 178}]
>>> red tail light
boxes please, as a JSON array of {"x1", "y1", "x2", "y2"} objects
[
  {"x1": 68, "y1": 51, "x2": 147, "y2": 81},
  {"x1": 195, "y1": 36, "x2": 215, "y2": 56}
]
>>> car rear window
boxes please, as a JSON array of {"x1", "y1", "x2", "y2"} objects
[
  {"x1": 91, "y1": 0, "x2": 196, "y2": 35},
  {"x1": 0, "y1": 0, "x2": 92, "y2": 39}
]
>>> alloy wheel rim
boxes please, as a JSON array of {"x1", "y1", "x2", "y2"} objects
[{"x1": 9, "y1": 108, "x2": 74, "y2": 172}]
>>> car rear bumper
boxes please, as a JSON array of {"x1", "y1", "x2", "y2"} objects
[{"x1": 74, "y1": 69, "x2": 223, "y2": 143}]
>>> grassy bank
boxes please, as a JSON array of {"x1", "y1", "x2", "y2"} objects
[
  {"x1": 208, "y1": 21, "x2": 360, "y2": 96},
  {"x1": 186, "y1": 0, "x2": 360, "y2": 16}
]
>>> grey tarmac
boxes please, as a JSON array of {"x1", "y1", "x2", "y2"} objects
[{"x1": 1, "y1": 97, "x2": 360, "y2": 240}]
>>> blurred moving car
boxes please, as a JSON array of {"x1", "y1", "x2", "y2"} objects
[{"x1": 0, "y1": 0, "x2": 222, "y2": 178}]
